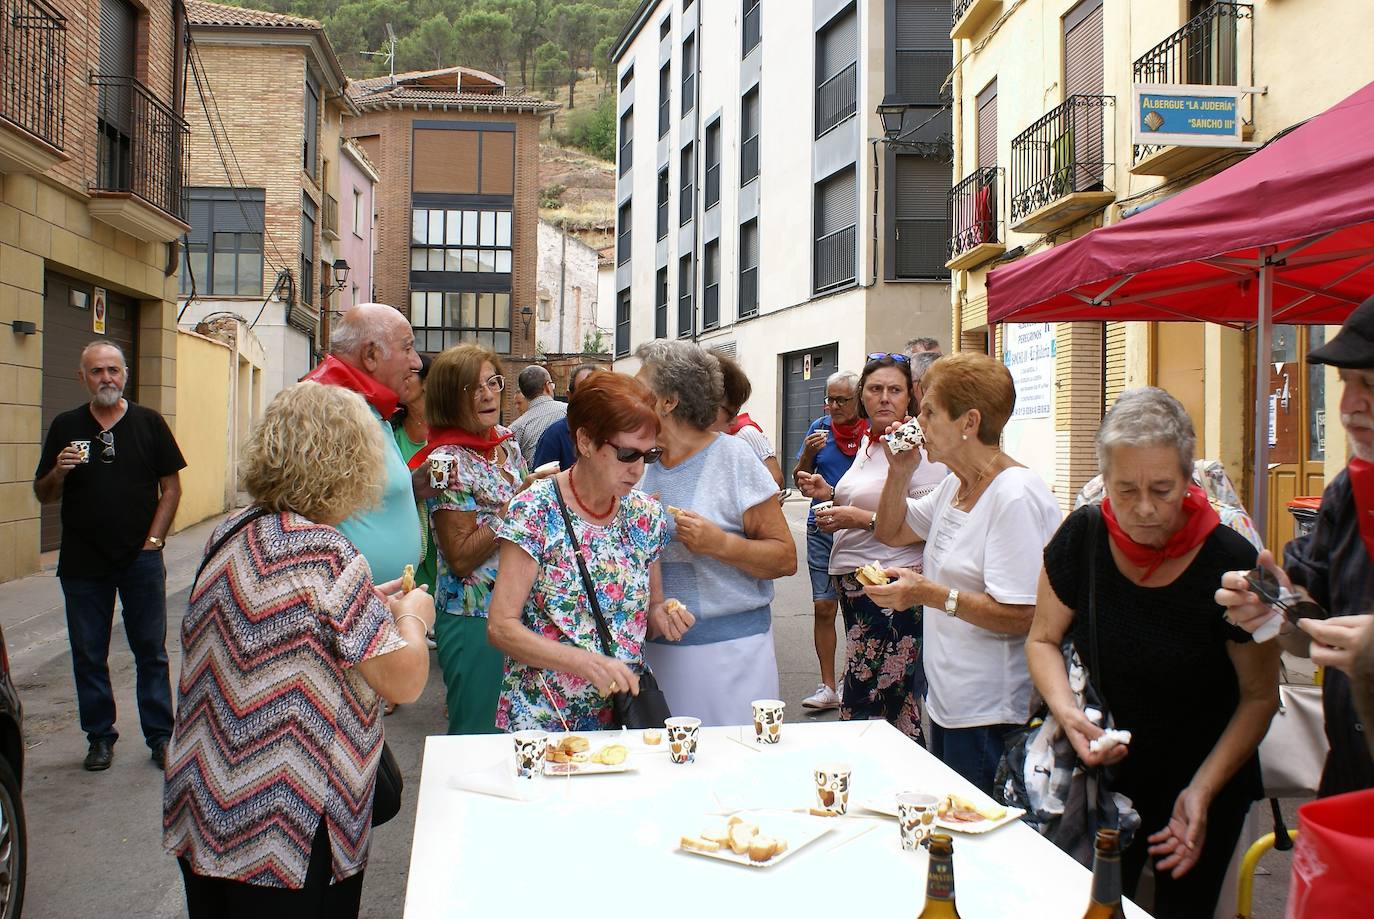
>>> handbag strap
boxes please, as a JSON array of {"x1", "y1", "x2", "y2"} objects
[
  {"x1": 191, "y1": 505, "x2": 273, "y2": 593},
  {"x1": 551, "y1": 479, "x2": 617, "y2": 658},
  {"x1": 1084, "y1": 504, "x2": 1109, "y2": 823}
]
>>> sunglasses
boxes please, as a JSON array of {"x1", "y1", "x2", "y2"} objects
[
  {"x1": 605, "y1": 441, "x2": 663, "y2": 464},
  {"x1": 867, "y1": 352, "x2": 911, "y2": 364},
  {"x1": 1244, "y1": 567, "x2": 1325, "y2": 625},
  {"x1": 98, "y1": 430, "x2": 115, "y2": 464}
]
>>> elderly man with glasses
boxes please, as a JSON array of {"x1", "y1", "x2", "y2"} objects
[{"x1": 34, "y1": 339, "x2": 186, "y2": 771}]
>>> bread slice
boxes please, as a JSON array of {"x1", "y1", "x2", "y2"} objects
[
  {"x1": 855, "y1": 562, "x2": 890, "y2": 586},
  {"x1": 680, "y1": 835, "x2": 720, "y2": 853},
  {"x1": 748, "y1": 835, "x2": 780, "y2": 862},
  {"x1": 728, "y1": 823, "x2": 758, "y2": 855}
]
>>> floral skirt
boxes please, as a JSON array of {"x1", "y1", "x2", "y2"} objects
[{"x1": 838, "y1": 587, "x2": 925, "y2": 745}]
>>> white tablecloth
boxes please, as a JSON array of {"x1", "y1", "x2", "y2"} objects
[{"x1": 402, "y1": 721, "x2": 1152, "y2": 917}]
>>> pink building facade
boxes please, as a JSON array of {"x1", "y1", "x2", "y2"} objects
[{"x1": 338, "y1": 139, "x2": 380, "y2": 308}]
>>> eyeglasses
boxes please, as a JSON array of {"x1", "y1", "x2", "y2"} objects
[
  {"x1": 465, "y1": 374, "x2": 506, "y2": 394},
  {"x1": 97, "y1": 430, "x2": 115, "y2": 464},
  {"x1": 605, "y1": 441, "x2": 663, "y2": 464},
  {"x1": 867, "y1": 352, "x2": 911, "y2": 364},
  {"x1": 824, "y1": 395, "x2": 854, "y2": 405},
  {"x1": 1244, "y1": 567, "x2": 1324, "y2": 625}
]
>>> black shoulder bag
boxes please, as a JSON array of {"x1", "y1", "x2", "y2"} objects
[
  {"x1": 552, "y1": 482, "x2": 673, "y2": 728},
  {"x1": 192, "y1": 506, "x2": 403, "y2": 827}
]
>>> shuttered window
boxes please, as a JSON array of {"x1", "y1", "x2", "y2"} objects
[
  {"x1": 816, "y1": 168, "x2": 857, "y2": 236},
  {"x1": 704, "y1": 120, "x2": 720, "y2": 208},
  {"x1": 739, "y1": 219, "x2": 759, "y2": 317},
  {"x1": 677, "y1": 254, "x2": 693, "y2": 337},
  {"x1": 300, "y1": 194, "x2": 316, "y2": 307},
  {"x1": 703, "y1": 240, "x2": 720, "y2": 329},
  {"x1": 655, "y1": 267, "x2": 669, "y2": 338},
  {"x1": 615, "y1": 288, "x2": 631, "y2": 357},
  {"x1": 619, "y1": 107, "x2": 634, "y2": 176},
  {"x1": 894, "y1": 0, "x2": 948, "y2": 106},
  {"x1": 181, "y1": 187, "x2": 265, "y2": 296},
  {"x1": 976, "y1": 79, "x2": 997, "y2": 169},
  {"x1": 893, "y1": 155, "x2": 947, "y2": 279},
  {"x1": 679, "y1": 143, "x2": 694, "y2": 225},
  {"x1": 740, "y1": 87, "x2": 760, "y2": 184},
  {"x1": 304, "y1": 72, "x2": 320, "y2": 178},
  {"x1": 657, "y1": 168, "x2": 670, "y2": 239},
  {"x1": 1063, "y1": 0, "x2": 1104, "y2": 96},
  {"x1": 658, "y1": 63, "x2": 671, "y2": 138},
  {"x1": 814, "y1": 167, "x2": 857, "y2": 292},
  {"x1": 412, "y1": 128, "x2": 515, "y2": 197},
  {"x1": 96, "y1": 0, "x2": 136, "y2": 190},
  {"x1": 815, "y1": 6, "x2": 858, "y2": 136},
  {"x1": 617, "y1": 201, "x2": 631, "y2": 264},
  {"x1": 681, "y1": 34, "x2": 696, "y2": 116}
]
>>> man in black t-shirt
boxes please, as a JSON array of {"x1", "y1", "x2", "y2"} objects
[{"x1": 33, "y1": 340, "x2": 186, "y2": 772}]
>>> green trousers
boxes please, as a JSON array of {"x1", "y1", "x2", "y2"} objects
[{"x1": 435, "y1": 613, "x2": 504, "y2": 735}]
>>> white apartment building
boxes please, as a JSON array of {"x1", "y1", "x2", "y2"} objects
[{"x1": 610, "y1": 0, "x2": 952, "y2": 473}]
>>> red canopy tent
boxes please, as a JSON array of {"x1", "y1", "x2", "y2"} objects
[{"x1": 986, "y1": 79, "x2": 1374, "y2": 530}]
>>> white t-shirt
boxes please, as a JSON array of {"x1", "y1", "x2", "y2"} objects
[
  {"x1": 830, "y1": 437, "x2": 948, "y2": 576},
  {"x1": 735, "y1": 425, "x2": 776, "y2": 461},
  {"x1": 906, "y1": 466, "x2": 1062, "y2": 729}
]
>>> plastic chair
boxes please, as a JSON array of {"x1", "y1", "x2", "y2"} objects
[{"x1": 1234, "y1": 799, "x2": 1298, "y2": 919}]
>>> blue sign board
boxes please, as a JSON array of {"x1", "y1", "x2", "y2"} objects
[{"x1": 1131, "y1": 84, "x2": 1249, "y2": 148}]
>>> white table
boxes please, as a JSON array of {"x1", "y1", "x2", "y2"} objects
[{"x1": 402, "y1": 721, "x2": 1152, "y2": 917}]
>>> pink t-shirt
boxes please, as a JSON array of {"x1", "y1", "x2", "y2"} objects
[{"x1": 828, "y1": 435, "x2": 948, "y2": 577}]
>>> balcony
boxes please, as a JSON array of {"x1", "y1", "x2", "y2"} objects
[
  {"x1": 0, "y1": 0, "x2": 68, "y2": 174},
  {"x1": 951, "y1": 0, "x2": 1000, "y2": 40},
  {"x1": 1132, "y1": 2, "x2": 1253, "y2": 177},
  {"x1": 1010, "y1": 94, "x2": 1114, "y2": 235},
  {"x1": 89, "y1": 74, "x2": 189, "y2": 242},
  {"x1": 946, "y1": 167, "x2": 1003, "y2": 270},
  {"x1": 814, "y1": 224, "x2": 856, "y2": 292},
  {"x1": 816, "y1": 61, "x2": 857, "y2": 138},
  {"x1": 322, "y1": 193, "x2": 339, "y2": 240}
]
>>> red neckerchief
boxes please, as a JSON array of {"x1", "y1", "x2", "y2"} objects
[
  {"x1": 829, "y1": 417, "x2": 869, "y2": 457},
  {"x1": 1101, "y1": 484, "x2": 1220, "y2": 580},
  {"x1": 728, "y1": 412, "x2": 763, "y2": 435},
  {"x1": 406, "y1": 425, "x2": 513, "y2": 469},
  {"x1": 302, "y1": 354, "x2": 399, "y2": 419},
  {"x1": 1347, "y1": 458, "x2": 1374, "y2": 564}
]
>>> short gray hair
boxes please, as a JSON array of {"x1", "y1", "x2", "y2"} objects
[
  {"x1": 517, "y1": 364, "x2": 551, "y2": 399},
  {"x1": 910, "y1": 351, "x2": 940, "y2": 383},
  {"x1": 331, "y1": 303, "x2": 398, "y2": 358},
  {"x1": 1096, "y1": 387, "x2": 1196, "y2": 475},
  {"x1": 81, "y1": 339, "x2": 127, "y2": 367},
  {"x1": 826, "y1": 370, "x2": 859, "y2": 393},
  {"x1": 634, "y1": 339, "x2": 723, "y2": 430}
]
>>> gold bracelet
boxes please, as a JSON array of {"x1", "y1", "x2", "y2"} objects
[{"x1": 394, "y1": 613, "x2": 428, "y2": 632}]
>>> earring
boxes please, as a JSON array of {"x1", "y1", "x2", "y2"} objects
[{"x1": 962, "y1": 434, "x2": 968, "y2": 441}]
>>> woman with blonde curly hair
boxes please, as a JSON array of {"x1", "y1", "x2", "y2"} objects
[{"x1": 163, "y1": 382, "x2": 434, "y2": 918}]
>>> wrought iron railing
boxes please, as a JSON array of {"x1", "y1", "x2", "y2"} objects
[
  {"x1": 681, "y1": 68, "x2": 695, "y2": 116},
  {"x1": 739, "y1": 265, "x2": 758, "y2": 317},
  {"x1": 816, "y1": 61, "x2": 856, "y2": 137},
  {"x1": 702, "y1": 280, "x2": 719, "y2": 329},
  {"x1": 680, "y1": 176, "x2": 693, "y2": 225},
  {"x1": 677, "y1": 284, "x2": 692, "y2": 337},
  {"x1": 947, "y1": 166, "x2": 1000, "y2": 261},
  {"x1": 1009, "y1": 94, "x2": 1113, "y2": 224},
  {"x1": 741, "y1": 134, "x2": 758, "y2": 184},
  {"x1": 743, "y1": 1, "x2": 760, "y2": 54},
  {"x1": 705, "y1": 160, "x2": 719, "y2": 208},
  {"x1": 91, "y1": 74, "x2": 188, "y2": 221},
  {"x1": 322, "y1": 193, "x2": 339, "y2": 238},
  {"x1": 617, "y1": 225, "x2": 630, "y2": 263},
  {"x1": 952, "y1": 0, "x2": 976, "y2": 26},
  {"x1": 1132, "y1": 2, "x2": 1251, "y2": 163},
  {"x1": 619, "y1": 135, "x2": 632, "y2": 176},
  {"x1": 814, "y1": 224, "x2": 856, "y2": 292},
  {"x1": 658, "y1": 91, "x2": 670, "y2": 137},
  {"x1": 0, "y1": 0, "x2": 65, "y2": 150},
  {"x1": 657, "y1": 196, "x2": 668, "y2": 239}
]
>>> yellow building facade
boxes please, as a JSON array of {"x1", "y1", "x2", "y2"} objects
[{"x1": 948, "y1": 0, "x2": 1368, "y2": 549}]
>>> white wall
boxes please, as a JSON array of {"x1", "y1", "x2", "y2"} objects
[
  {"x1": 178, "y1": 297, "x2": 310, "y2": 408},
  {"x1": 536, "y1": 220, "x2": 601, "y2": 354}
]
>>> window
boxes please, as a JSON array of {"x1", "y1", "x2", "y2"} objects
[
  {"x1": 408, "y1": 291, "x2": 512, "y2": 354},
  {"x1": 677, "y1": 254, "x2": 693, "y2": 337},
  {"x1": 620, "y1": 65, "x2": 634, "y2": 91},
  {"x1": 617, "y1": 201, "x2": 632, "y2": 264},
  {"x1": 681, "y1": 33, "x2": 696, "y2": 117},
  {"x1": 655, "y1": 266, "x2": 669, "y2": 338},
  {"x1": 300, "y1": 194, "x2": 317, "y2": 306},
  {"x1": 815, "y1": 6, "x2": 858, "y2": 137},
  {"x1": 704, "y1": 120, "x2": 720, "y2": 209},
  {"x1": 412, "y1": 126, "x2": 515, "y2": 196},
  {"x1": 893, "y1": 155, "x2": 948, "y2": 279},
  {"x1": 740, "y1": 88, "x2": 760, "y2": 185},
  {"x1": 660, "y1": 16, "x2": 671, "y2": 40},
  {"x1": 739, "y1": 219, "x2": 759, "y2": 317},
  {"x1": 976, "y1": 79, "x2": 997, "y2": 169},
  {"x1": 304, "y1": 72, "x2": 320, "y2": 178},
  {"x1": 352, "y1": 188, "x2": 364, "y2": 238},
  {"x1": 814, "y1": 167, "x2": 857, "y2": 292},
  {"x1": 703, "y1": 240, "x2": 720, "y2": 329},
  {"x1": 409, "y1": 207, "x2": 513, "y2": 274},
  {"x1": 893, "y1": 0, "x2": 948, "y2": 107},
  {"x1": 679, "y1": 143, "x2": 694, "y2": 225},
  {"x1": 615, "y1": 288, "x2": 631, "y2": 357},
  {"x1": 657, "y1": 168, "x2": 670, "y2": 239},
  {"x1": 743, "y1": 0, "x2": 761, "y2": 54},
  {"x1": 180, "y1": 187, "x2": 265, "y2": 296},
  {"x1": 619, "y1": 106, "x2": 634, "y2": 176},
  {"x1": 658, "y1": 63, "x2": 672, "y2": 138}
]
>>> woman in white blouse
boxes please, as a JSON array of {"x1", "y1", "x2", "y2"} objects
[{"x1": 867, "y1": 352, "x2": 1061, "y2": 794}]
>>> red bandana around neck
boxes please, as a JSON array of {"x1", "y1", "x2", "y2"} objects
[
  {"x1": 1100, "y1": 483, "x2": 1221, "y2": 580},
  {"x1": 829, "y1": 417, "x2": 869, "y2": 457},
  {"x1": 302, "y1": 354, "x2": 400, "y2": 420},
  {"x1": 1346, "y1": 457, "x2": 1374, "y2": 564},
  {"x1": 729, "y1": 413, "x2": 763, "y2": 436},
  {"x1": 406, "y1": 425, "x2": 513, "y2": 470}
]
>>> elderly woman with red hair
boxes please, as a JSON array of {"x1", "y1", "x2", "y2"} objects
[{"x1": 488, "y1": 372, "x2": 695, "y2": 731}]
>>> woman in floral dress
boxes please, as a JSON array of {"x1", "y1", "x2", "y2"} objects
[{"x1": 488, "y1": 372, "x2": 695, "y2": 731}]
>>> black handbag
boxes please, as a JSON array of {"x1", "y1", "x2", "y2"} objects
[
  {"x1": 552, "y1": 483, "x2": 673, "y2": 729},
  {"x1": 193, "y1": 506, "x2": 403, "y2": 827}
]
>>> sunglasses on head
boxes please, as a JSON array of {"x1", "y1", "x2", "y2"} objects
[
  {"x1": 867, "y1": 352, "x2": 911, "y2": 364},
  {"x1": 605, "y1": 441, "x2": 663, "y2": 464},
  {"x1": 1244, "y1": 567, "x2": 1325, "y2": 625}
]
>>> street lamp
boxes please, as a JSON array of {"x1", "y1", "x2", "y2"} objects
[
  {"x1": 877, "y1": 93, "x2": 907, "y2": 140},
  {"x1": 321, "y1": 258, "x2": 351, "y2": 298}
]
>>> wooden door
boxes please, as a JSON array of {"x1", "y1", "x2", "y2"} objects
[{"x1": 1262, "y1": 324, "x2": 1327, "y2": 553}]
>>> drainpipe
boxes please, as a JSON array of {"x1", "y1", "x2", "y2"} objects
[{"x1": 950, "y1": 37, "x2": 965, "y2": 351}]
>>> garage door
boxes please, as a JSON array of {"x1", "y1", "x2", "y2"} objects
[
  {"x1": 781, "y1": 344, "x2": 839, "y2": 482},
  {"x1": 40, "y1": 272, "x2": 138, "y2": 551}
]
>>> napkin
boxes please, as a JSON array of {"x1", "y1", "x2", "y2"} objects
[{"x1": 447, "y1": 759, "x2": 545, "y2": 802}]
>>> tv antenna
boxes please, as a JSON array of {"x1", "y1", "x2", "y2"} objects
[{"x1": 361, "y1": 23, "x2": 397, "y2": 86}]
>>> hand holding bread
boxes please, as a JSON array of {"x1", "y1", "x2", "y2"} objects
[
  {"x1": 860, "y1": 566, "x2": 932, "y2": 611},
  {"x1": 649, "y1": 598, "x2": 696, "y2": 642}
]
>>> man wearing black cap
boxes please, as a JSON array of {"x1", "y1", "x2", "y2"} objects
[{"x1": 1218, "y1": 293, "x2": 1374, "y2": 796}]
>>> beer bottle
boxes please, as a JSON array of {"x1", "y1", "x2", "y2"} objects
[
  {"x1": 917, "y1": 833, "x2": 962, "y2": 918},
  {"x1": 1082, "y1": 829, "x2": 1126, "y2": 919}
]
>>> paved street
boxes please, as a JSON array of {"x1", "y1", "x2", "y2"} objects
[{"x1": 4, "y1": 497, "x2": 1292, "y2": 917}]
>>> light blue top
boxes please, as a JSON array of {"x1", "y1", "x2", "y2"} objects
[
  {"x1": 641, "y1": 433, "x2": 779, "y2": 647},
  {"x1": 337, "y1": 407, "x2": 421, "y2": 585}
]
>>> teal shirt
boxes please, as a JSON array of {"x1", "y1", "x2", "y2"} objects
[{"x1": 338, "y1": 407, "x2": 421, "y2": 585}]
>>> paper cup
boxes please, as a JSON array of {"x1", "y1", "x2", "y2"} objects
[
  {"x1": 751, "y1": 699, "x2": 785, "y2": 745},
  {"x1": 71, "y1": 440, "x2": 91, "y2": 464},
  {"x1": 896, "y1": 792, "x2": 940, "y2": 851},
  {"x1": 428, "y1": 453, "x2": 456, "y2": 490},
  {"x1": 512, "y1": 730, "x2": 548, "y2": 779},
  {"x1": 665, "y1": 716, "x2": 701, "y2": 764},
  {"x1": 813, "y1": 762, "x2": 852, "y2": 816}
]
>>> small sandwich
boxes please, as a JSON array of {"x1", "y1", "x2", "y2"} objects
[
  {"x1": 885, "y1": 417, "x2": 925, "y2": 454},
  {"x1": 680, "y1": 835, "x2": 720, "y2": 854},
  {"x1": 665, "y1": 504, "x2": 685, "y2": 517},
  {"x1": 938, "y1": 794, "x2": 1006, "y2": 823},
  {"x1": 400, "y1": 564, "x2": 415, "y2": 593},
  {"x1": 665, "y1": 598, "x2": 688, "y2": 617},
  {"x1": 854, "y1": 561, "x2": 890, "y2": 587}
]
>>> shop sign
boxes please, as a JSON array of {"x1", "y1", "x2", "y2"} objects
[
  {"x1": 1132, "y1": 84, "x2": 1254, "y2": 148},
  {"x1": 93, "y1": 287, "x2": 107, "y2": 334},
  {"x1": 1003, "y1": 323, "x2": 1054, "y2": 420}
]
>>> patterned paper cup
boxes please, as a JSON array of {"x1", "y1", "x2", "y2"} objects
[
  {"x1": 428, "y1": 453, "x2": 456, "y2": 490},
  {"x1": 70, "y1": 440, "x2": 91, "y2": 464},
  {"x1": 665, "y1": 716, "x2": 701, "y2": 764},
  {"x1": 896, "y1": 792, "x2": 940, "y2": 851},
  {"x1": 512, "y1": 730, "x2": 548, "y2": 779},
  {"x1": 751, "y1": 699, "x2": 785, "y2": 745},
  {"x1": 814, "y1": 762, "x2": 852, "y2": 816}
]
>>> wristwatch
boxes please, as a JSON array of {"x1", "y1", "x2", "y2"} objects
[
  {"x1": 146, "y1": 536, "x2": 164, "y2": 549},
  {"x1": 944, "y1": 588, "x2": 959, "y2": 618}
]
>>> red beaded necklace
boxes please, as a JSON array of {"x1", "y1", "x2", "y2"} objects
[{"x1": 568, "y1": 466, "x2": 616, "y2": 519}]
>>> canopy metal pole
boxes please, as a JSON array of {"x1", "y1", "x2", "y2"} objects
[{"x1": 1252, "y1": 247, "x2": 1275, "y2": 543}]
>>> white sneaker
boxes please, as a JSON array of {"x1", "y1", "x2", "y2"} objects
[{"x1": 802, "y1": 684, "x2": 840, "y2": 710}]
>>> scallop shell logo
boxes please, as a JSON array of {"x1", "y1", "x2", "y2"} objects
[{"x1": 1143, "y1": 110, "x2": 1165, "y2": 132}]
